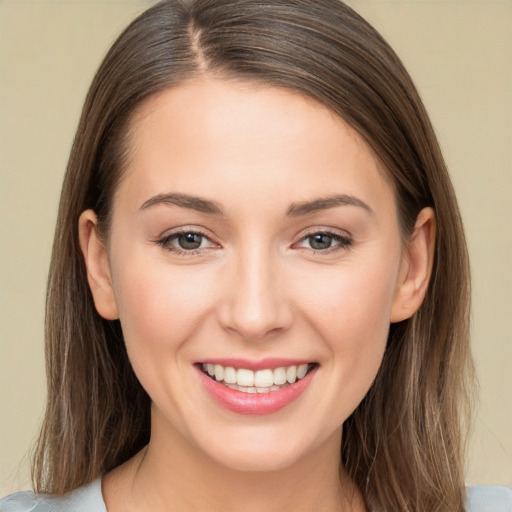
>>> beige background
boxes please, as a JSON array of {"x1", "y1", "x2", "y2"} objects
[{"x1": 0, "y1": 0, "x2": 510, "y2": 496}]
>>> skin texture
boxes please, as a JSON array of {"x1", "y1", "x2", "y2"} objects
[{"x1": 79, "y1": 78, "x2": 435, "y2": 512}]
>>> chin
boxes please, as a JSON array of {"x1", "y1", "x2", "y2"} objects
[
  {"x1": 207, "y1": 445, "x2": 306, "y2": 473},
  {"x1": 193, "y1": 424, "x2": 330, "y2": 474}
]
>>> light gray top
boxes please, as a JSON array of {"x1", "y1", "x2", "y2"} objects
[
  {"x1": 0, "y1": 480, "x2": 106, "y2": 512},
  {"x1": 1, "y1": 479, "x2": 511, "y2": 511}
]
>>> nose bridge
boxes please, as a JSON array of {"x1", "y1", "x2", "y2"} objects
[{"x1": 221, "y1": 240, "x2": 289, "y2": 340}]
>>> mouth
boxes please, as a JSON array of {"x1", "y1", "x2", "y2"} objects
[{"x1": 198, "y1": 362, "x2": 319, "y2": 394}]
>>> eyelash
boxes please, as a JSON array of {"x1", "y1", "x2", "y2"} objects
[
  {"x1": 155, "y1": 229, "x2": 352, "y2": 256},
  {"x1": 155, "y1": 229, "x2": 217, "y2": 256},
  {"x1": 293, "y1": 230, "x2": 352, "y2": 254}
]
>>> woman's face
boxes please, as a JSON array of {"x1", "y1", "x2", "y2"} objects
[{"x1": 82, "y1": 78, "x2": 430, "y2": 472}]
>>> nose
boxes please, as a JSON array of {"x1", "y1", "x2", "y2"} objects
[{"x1": 217, "y1": 245, "x2": 292, "y2": 341}]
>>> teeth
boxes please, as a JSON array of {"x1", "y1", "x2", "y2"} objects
[
  {"x1": 214, "y1": 365, "x2": 224, "y2": 381},
  {"x1": 297, "y1": 364, "x2": 308, "y2": 379},
  {"x1": 223, "y1": 366, "x2": 237, "y2": 384},
  {"x1": 201, "y1": 362, "x2": 313, "y2": 391},
  {"x1": 254, "y1": 369, "x2": 274, "y2": 388},
  {"x1": 223, "y1": 384, "x2": 282, "y2": 393},
  {"x1": 237, "y1": 386, "x2": 256, "y2": 393},
  {"x1": 273, "y1": 367, "x2": 287, "y2": 385},
  {"x1": 237, "y1": 368, "x2": 254, "y2": 387},
  {"x1": 286, "y1": 366, "x2": 297, "y2": 384}
]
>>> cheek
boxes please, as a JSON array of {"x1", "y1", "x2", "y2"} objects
[
  {"x1": 294, "y1": 255, "x2": 399, "y2": 404},
  {"x1": 300, "y1": 257, "x2": 398, "y2": 340},
  {"x1": 110, "y1": 255, "x2": 218, "y2": 367},
  {"x1": 110, "y1": 259, "x2": 224, "y2": 425}
]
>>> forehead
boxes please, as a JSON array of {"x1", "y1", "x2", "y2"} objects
[{"x1": 117, "y1": 77, "x2": 395, "y2": 217}]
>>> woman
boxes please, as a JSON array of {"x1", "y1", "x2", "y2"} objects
[{"x1": 2, "y1": 0, "x2": 510, "y2": 511}]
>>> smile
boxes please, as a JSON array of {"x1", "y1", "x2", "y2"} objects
[
  {"x1": 197, "y1": 361, "x2": 318, "y2": 415},
  {"x1": 200, "y1": 363, "x2": 315, "y2": 393}
]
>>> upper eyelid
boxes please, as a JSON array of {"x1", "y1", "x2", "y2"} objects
[
  {"x1": 153, "y1": 227, "x2": 218, "y2": 250},
  {"x1": 154, "y1": 226, "x2": 351, "y2": 247},
  {"x1": 157, "y1": 226, "x2": 215, "y2": 241},
  {"x1": 294, "y1": 227, "x2": 352, "y2": 241},
  {"x1": 291, "y1": 229, "x2": 353, "y2": 252},
  {"x1": 162, "y1": 230, "x2": 211, "y2": 241},
  {"x1": 161, "y1": 231, "x2": 217, "y2": 245},
  {"x1": 155, "y1": 231, "x2": 220, "y2": 256}
]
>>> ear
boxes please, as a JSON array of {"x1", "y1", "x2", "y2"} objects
[
  {"x1": 390, "y1": 207, "x2": 436, "y2": 323},
  {"x1": 78, "y1": 210, "x2": 119, "y2": 320}
]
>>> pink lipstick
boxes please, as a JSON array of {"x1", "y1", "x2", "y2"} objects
[{"x1": 196, "y1": 361, "x2": 317, "y2": 415}]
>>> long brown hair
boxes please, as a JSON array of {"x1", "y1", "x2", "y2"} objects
[{"x1": 33, "y1": 1, "x2": 474, "y2": 510}]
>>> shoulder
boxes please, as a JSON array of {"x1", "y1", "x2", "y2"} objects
[
  {"x1": 3, "y1": 481, "x2": 511, "y2": 512},
  {"x1": 0, "y1": 478, "x2": 106, "y2": 512},
  {"x1": 466, "y1": 485, "x2": 512, "y2": 512}
]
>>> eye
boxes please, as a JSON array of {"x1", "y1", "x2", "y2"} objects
[
  {"x1": 175, "y1": 232, "x2": 206, "y2": 250},
  {"x1": 156, "y1": 230, "x2": 217, "y2": 253},
  {"x1": 308, "y1": 233, "x2": 336, "y2": 250},
  {"x1": 295, "y1": 230, "x2": 352, "y2": 252}
]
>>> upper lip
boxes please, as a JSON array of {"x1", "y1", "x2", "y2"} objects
[{"x1": 197, "y1": 358, "x2": 316, "y2": 371}]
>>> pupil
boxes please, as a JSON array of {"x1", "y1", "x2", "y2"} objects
[
  {"x1": 178, "y1": 233, "x2": 202, "y2": 250},
  {"x1": 310, "y1": 233, "x2": 332, "y2": 250}
]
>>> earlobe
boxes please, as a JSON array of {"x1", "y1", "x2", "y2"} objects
[
  {"x1": 78, "y1": 210, "x2": 119, "y2": 320},
  {"x1": 390, "y1": 207, "x2": 436, "y2": 323}
]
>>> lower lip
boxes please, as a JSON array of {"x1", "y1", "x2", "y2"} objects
[{"x1": 197, "y1": 366, "x2": 317, "y2": 415}]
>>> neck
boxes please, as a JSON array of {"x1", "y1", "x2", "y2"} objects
[{"x1": 103, "y1": 416, "x2": 365, "y2": 512}]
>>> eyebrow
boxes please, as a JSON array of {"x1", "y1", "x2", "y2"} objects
[
  {"x1": 139, "y1": 193, "x2": 224, "y2": 215},
  {"x1": 286, "y1": 194, "x2": 374, "y2": 217},
  {"x1": 139, "y1": 192, "x2": 373, "y2": 217}
]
